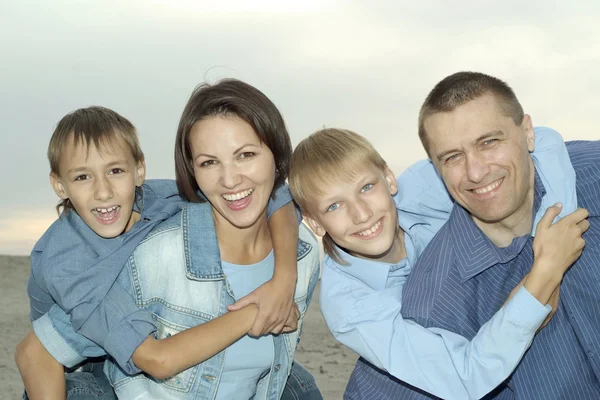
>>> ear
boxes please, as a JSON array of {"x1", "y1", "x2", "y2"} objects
[
  {"x1": 50, "y1": 173, "x2": 68, "y2": 200},
  {"x1": 303, "y1": 214, "x2": 326, "y2": 237},
  {"x1": 384, "y1": 166, "x2": 398, "y2": 196},
  {"x1": 522, "y1": 114, "x2": 535, "y2": 152},
  {"x1": 135, "y1": 159, "x2": 146, "y2": 187}
]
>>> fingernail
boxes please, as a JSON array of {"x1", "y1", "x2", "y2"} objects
[{"x1": 554, "y1": 202, "x2": 563, "y2": 208}]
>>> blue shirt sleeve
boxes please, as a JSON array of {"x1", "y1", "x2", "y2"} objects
[
  {"x1": 267, "y1": 183, "x2": 301, "y2": 223},
  {"x1": 320, "y1": 261, "x2": 551, "y2": 400}
]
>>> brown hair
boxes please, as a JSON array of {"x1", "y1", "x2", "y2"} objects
[
  {"x1": 290, "y1": 128, "x2": 388, "y2": 264},
  {"x1": 174, "y1": 79, "x2": 292, "y2": 202},
  {"x1": 418, "y1": 71, "x2": 524, "y2": 156},
  {"x1": 48, "y1": 106, "x2": 144, "y2": 213}
]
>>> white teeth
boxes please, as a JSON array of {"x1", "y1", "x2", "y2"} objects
[
  {"x1": 222, "y1": 189, "x2": 254, "y2": 202},
  {"x1": 92, "y1": 206, "x2": 119, "y2": 216},
  {"x1": 472, "y1": 180, "x2": 502, "y2": 194},
  {"x1": 358, "y1": 219, "x2": 382, "y2": 236}
]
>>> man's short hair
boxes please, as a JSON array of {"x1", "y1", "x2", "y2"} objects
[{"x1": 418, "y1": 71, "x2": 525, "y2": 156}]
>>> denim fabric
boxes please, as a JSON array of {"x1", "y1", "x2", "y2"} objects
[
  {"x1": 281, "y1": 362, "x2": 323, "y2": 400},
  {"x1": 23, "y1": 362, "x2": 116, "y2": 400}
]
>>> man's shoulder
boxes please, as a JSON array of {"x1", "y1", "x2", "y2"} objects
[{"x1": 566, "y1": 141, "x2": 600, "y2": 213}]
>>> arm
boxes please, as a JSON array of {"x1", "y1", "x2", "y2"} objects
[
  {"x1": 132, "y1": 304, "x2": 258, "y2": 379},
  {"x1": 321, "y1": 205, "x2": 588, "y2": 399},
  {"x1": 228, "y1": 184, "x2": 301, "y2": 336},
  {"x1": 36, "y1": 283, "x2": 260, "y2": 380},
  {"x1": 15, "y1": 330, "x2": 66, "y2": 400}
]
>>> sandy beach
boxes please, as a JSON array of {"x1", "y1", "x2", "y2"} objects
[{"x1": 0, "y1": 255, "x2": 356, "y2": 399}]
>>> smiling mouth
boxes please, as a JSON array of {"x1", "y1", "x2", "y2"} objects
[
  {"x1": 470, "y1": 178, "x2": 503, "y2": 195},
  {"x1": 354, "y1": 218, "x2": 384, "y2": 238},
  {"x1": 91, "y1": 206, "x2": 120, "y2": 221},
  {"x1": 222, "y1": 189, "x2": 254, "y2": 202}
]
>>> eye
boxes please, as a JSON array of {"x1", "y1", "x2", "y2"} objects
[
  {"x1": 109, "y1": 168, "x2": 124, "y2": 174},
  {"x1": 239, "y1": 152, "x2": 255, "y2": 160},
  {"x1": 74, "y1": 174, "x2": 89, "y2": 182},
  {"x1": 483, "y1": 138, "x2": 498, "y2": 146},
  {"x1": 361, "y1": 183, "x2": 374, "y2": 193},
  {"x1": 199, "y1": 160, "x2": 217, "y2": 167},
  {"x1": 326, "y1": 203, "x2": 339, "y2": 213},
  {"x1": 445, "y1": 154, "x2": 460, "y2": 164}
]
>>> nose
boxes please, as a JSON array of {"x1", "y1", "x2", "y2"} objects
[
  {"x1": 350, "y1": 198, "x2": 373, "y2": 225},
  {"x1": 465, "y1": 151, "x2": 490, "y2": 183},
  {"x1": 94, "y1": 176, "x2": 114, "y2": 202},
  {"x1": 220, "y1": 164, "x2": 243, "y2": 189}
]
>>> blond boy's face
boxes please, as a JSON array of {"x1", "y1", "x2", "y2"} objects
[
  {"x1": 304, "y1": 164, "x2": 404, "y2": 263},
  {"x1": 51, "y1": 134, "x2": 145, "y2": 238}
]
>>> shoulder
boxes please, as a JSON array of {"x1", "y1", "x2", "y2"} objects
[
  {"x1": 297, "y1": 224, "x2": 320, "y2": 277},
  {"x1": 567, "y1": 141, "x2": 600, "y2": 213},
  {"x1": 142, "y1": 179, "x2": 180, "y2": 200}
]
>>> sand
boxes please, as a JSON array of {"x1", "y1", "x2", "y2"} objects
[{"x1": 0, "y1": 255, "x2": 356, "y2": 399}]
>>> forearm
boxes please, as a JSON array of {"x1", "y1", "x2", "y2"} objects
[
  {"x1": 269, "y1": 202, "x2": 299, "y2": 282},
  {"x1": 522, "y1": 260, "x2": 563, "y2": 305},
  {"x1": 132, "y1": 304, "x2": 258, "y2": 380},
  {"x1": 326, "y1": 285, "x2": 548, "y2": 400},
  {"x1": 15, "y1": 331, "x2": 66, "y2": 400}
]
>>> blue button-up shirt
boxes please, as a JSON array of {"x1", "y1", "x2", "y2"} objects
[
  {"x1": 399, "y1": 140, "x2": 600, "y2": 399},
  {"x1": 321, "y1": 127, "x2": 579, "y2": 399}
]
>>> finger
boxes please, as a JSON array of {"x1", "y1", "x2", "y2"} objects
[
  {"x1": 537, "y1": 203, "x2": 563, "y2": 229},
  {"x1": 271, "y1": 323, "x2": 286, "y2": 335},
  {"x1": 560, "y1": 207, "x2": 589, "y2": 225},
  {"x1": 577, "y1": 219, "x2": 591, "y2": 234},
  {"x1": 281, "y1": 326, "x2": 297, "y2": 333},
  {"x1": 249, "y1": 314, "x2": 268, "y2": 337},
  {"x1": 227, "y1": 293, "x2": 258, "y2": 311}
]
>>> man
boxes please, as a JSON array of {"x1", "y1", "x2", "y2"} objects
[{"x1": 397, "y1": 71, "x2": 599, "y2": 399}]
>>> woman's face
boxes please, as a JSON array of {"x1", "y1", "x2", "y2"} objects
[{"x1": 189, "y1": 115, "x2": 276, "y2": 229}]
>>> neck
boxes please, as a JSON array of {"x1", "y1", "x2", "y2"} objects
[
  {"x1": 213, "y1": 208, "x2": 272, "y2": 265},
  {"x1": 472, "y1": 170, "x2": 536, "y2": 248}
]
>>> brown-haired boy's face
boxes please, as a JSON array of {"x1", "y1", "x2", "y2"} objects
[
  {"x1": 304, "y1": 164, "x2": 405, "y2": 264},
  {"x1": 50, "y1": 134, "x2": 145, "y2": 238}
]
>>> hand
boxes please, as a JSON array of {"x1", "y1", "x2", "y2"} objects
[
  {"x1": 227, "y1": 275, "x2": 296, "y2": 337},
  {"x1": 532, "y1": 204, "x2": 589, "y2": 279},
  {"x1": 280, "y1": 303, "x2": 301, "y2": 334},
  {"x1": 524, "y1": 204, "x2": 589, "y2": 306}
]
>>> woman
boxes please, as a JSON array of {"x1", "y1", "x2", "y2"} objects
[{"x1": 102, "y1": 79, "x2": 322, "y2": 399}]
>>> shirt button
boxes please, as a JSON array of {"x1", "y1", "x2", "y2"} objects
[
  {"x1": 202, "y1": 374, "x2": 217, "y2": 381},
  {"x1": 274, "y1": 364, "x2": 281, "y2": 372}
]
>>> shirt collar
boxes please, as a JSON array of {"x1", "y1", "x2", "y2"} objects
[{"x1": 451, "y1": 170, "x2": 546, "y2": 282}]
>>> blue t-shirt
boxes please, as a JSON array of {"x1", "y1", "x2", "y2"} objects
[{"x1": 216, "y1": 250, "x2": 276, "y2": 400}]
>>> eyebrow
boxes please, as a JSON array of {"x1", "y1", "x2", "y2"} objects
[
  {"x1": 67, "y1": 160, "x2": 128, "y2": 175},
  {"x1": 194, "y1": 143, "x2": 259, "y2": 161},
  {"x1": 436, "y1": 130, "x2": 504, "y2": 161}
]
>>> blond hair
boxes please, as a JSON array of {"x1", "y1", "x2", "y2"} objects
[
  {"x1": 48, "y1": 106, "x2": 144, "y2": 213},
  {"x1": 289, "y1": 128, "x2": 388, "y2": 264}
]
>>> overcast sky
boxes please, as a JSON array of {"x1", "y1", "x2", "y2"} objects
[{"x1": 1, "y1": 0, "x2": 599, "y2": 255}]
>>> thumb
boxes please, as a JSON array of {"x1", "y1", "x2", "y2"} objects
[
  {"x1": 538, "y1": 203, "x2": 562, "y2": 230},
  {"x1": 227, "y1": 293, "x2": 258, "y2": 311}
]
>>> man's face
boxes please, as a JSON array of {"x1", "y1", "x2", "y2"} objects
[{"x1": 424, "y1": 93, "x2": 535, "y2": 227}]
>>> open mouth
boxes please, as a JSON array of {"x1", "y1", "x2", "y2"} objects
[
  {"x1": 470, "y1": 178, "x2": 503, "y2": 195},
  {"x1": 91, "y1": 206, "x2": 121, "y2": 223},
  {"x1": 222, "y1": 188, "x2": 254, "y2": 202},
  {"x1": 354, "y1": 218, "x2": 384, "y2": 239}
]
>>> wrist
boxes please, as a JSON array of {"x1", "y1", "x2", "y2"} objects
[{"x1": 524, "y1": 267, "x2": 561, "y2": 305}]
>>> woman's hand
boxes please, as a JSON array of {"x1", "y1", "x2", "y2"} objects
[{"x1": 228, "y1": 272, "x2": 297, "y2": 337}]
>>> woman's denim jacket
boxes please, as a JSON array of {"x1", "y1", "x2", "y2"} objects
[{"x1": 104, "y1": 202, "x2": 320, "y2": 399}]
